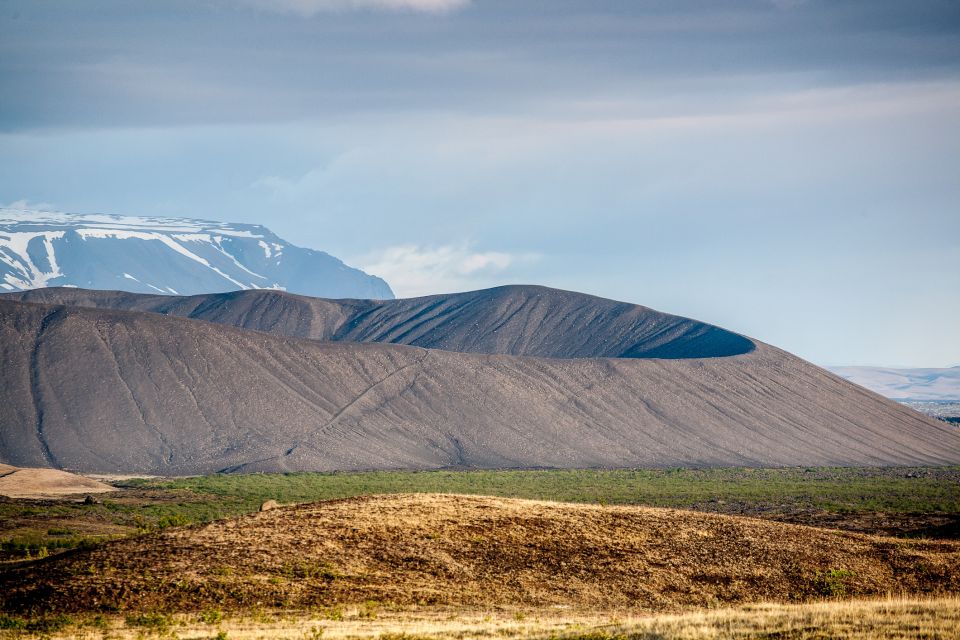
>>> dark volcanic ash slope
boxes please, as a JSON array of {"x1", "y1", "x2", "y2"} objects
[
  {"x1": 1, "y1": 298, "x2": 957, "y2": 474},
  {"x1": 5, "y1": 285, "x2": 754, "y2": 359}
]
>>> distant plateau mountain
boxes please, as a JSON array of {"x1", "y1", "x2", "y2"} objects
[
  {"x1": 0, "y1": 208, "x2": 393, "y2": 299},
  {"x1": 828, "y1": 366, "x2": 960, "y2": 402}
]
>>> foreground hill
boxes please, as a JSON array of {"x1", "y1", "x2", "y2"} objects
[
  {"x1": 5, "y1": 285, "x2": 753, "y2": 359},
  {"x1": 0, "y1": 208, "x2": 392, "y2": 299},
  {"x1": 2, "y1": 494, "x2": 958, "y2": 614},
  {"x1": 1, "y1": 295, "x2": 957, "y2": 473}
]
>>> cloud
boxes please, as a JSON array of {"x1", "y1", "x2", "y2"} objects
[
  {"x1": 766, "y1": 0, "x2": 808, "y2": 8},
  {"x1": 2, "y1": 198, "x2": 57, "y2": 211},
  {"x1": 354, "y1": 244, "x2": 538, "y2": 298},
  {"x1": 238, "y1": 0, "x2": 469, "y2": 16}
]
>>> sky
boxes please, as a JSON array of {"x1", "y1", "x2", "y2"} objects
[{"x1": 1, "y1": 0, "x2": 958, "y2": 367}]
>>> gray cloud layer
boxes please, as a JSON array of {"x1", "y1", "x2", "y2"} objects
[{"x1": 1, "y1": 0, "x2": 959, "y2": 130}]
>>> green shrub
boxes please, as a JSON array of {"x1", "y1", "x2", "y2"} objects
[
  {"x1": 0, "y1": 614, "x2": 25, "y2": 630},
  {"x1": 357, "y1": 600, "x2": 379, "y2": 619},
  {"x1": 816, "y1": 568, "x2": 856, "y2": 597},
  {"x1": 279, "y1": 560, "x2": 339, "y2": 580},
  {"x1": 157, "y1": 513, "x2": 191, "y2": 529},
  {"x1": 318, "y1": 605, "x2": 343, "y2": 621},
  {"x1": 24, "y1": 614, "x2": 75, "y2": 633},
  {"x1": 125, "y1": 611, "x2": 173, "y2": 631},
  {"x1": 199, "y1": 608, "x2": 223, "y2": 624},
  {"x1": 89, "y1": 614, "x2": 109, "y2": 629},
  {"x1": 47, "y1": 527, "x2": 76, "y2": 536}
]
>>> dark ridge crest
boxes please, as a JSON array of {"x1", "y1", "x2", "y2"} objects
[{"x1": 2, "y1": 284, "x2": 755, "y2": 360}]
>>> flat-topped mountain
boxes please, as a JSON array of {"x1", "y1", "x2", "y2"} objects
[
  {"x1": 0, "y1": 208, "x2": 392, "y2": 299},
  {"x1": 1, "y1": 287, "x2": 957, "y2": 474},
  {"x1": 829, "y1": 365, "x2": 960, "y2": 402},
  {"x1": 5, "y1": 285, "x2": 753, "y2": 359}
]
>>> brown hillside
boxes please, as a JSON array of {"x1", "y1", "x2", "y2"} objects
[
  {"x1": 0, "y1": 465, "x2": 113, "y2": 499},
  {"x1": 3, "y1": 494, "x2": 958, "y2": 615}
]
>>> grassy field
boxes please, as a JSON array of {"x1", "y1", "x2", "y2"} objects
[
  {"x1": 1, "y1": 597, "x2": 958, "y2": 639},
  {"x1": 2, "y1": 466, "x2": 958, "y2": 561},
  {"x1": 134, "y1": 466, "x2": 960, "y2": 513}
]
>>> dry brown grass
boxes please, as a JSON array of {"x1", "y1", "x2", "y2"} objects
[
  {"x1": 615, "y1": 596, "x2": 960, "y2": 639},
  {"x1": 4, "y1": 597, "x2": 960, "y2": 639},
  {"x1": 2, "y1": 494, "x2": 958, "y2": 615}
]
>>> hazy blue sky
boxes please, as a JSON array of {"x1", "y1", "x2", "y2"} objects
[{"x1": 1, "y1": 0, "x2": 958, "y2": 366}]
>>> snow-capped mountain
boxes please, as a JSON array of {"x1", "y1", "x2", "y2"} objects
[
  {"x1": 828, "y1": 365, "x2": 960, "y2": 402},
  {"x1": 0, "y1": 208, "x2": 393, "y2": 299}
]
